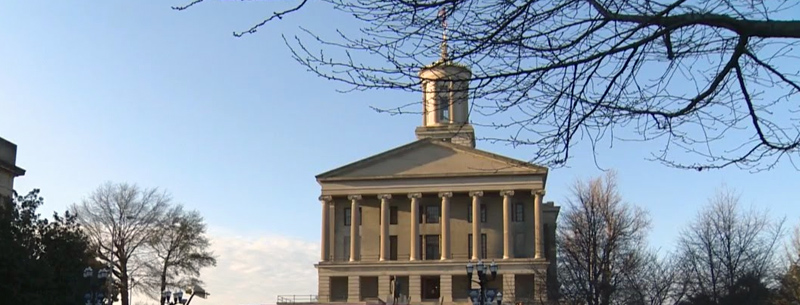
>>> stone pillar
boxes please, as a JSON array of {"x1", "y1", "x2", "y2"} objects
[
  {"x1": 503, "y1": 274, "x2": 516, "y2": 303},
  {"x1": 349, "y1": 194, "x2": 362, "y2": 262},
  {"x1": 318, "y1": 275, "x2": 331, "y2": 303},
  {"x1": 533, "y1": 190, "x2": 544, "y2": 259},
  {"x1": 409, "y1": 193, "x2": 422, "y2": 261},
  {"x1": 378, "y1": 275, "x2": 392, "y2": 303},
  {"x1": 379, "y1": 194, "x2": 392, "y2": 261},
  {"x1": 440, "y1": 274, "x2": 453, "y2": 303},
  {"x1": 439, "y1": 192, "x2": 452, "y2": 260},
  {"x1": 409, "y1": 275, "x2": 422, "y2": 303},
  {"x1": 348, "y1": 275, "x2": 361, "y2": 302},
  {"x1": 320, "y1": 195, "x2": 332, "y2": 262},
  {"x1": 501, "y1": 190, "x2": 514, "y2": 259},
  {"x1": 470, "y1": 191, "x2": 483, "y2": 260}
]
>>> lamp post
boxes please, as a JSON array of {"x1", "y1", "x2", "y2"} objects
[
  {"x1": 466, "y1": 260, "x2": 503, "y2": 305},
  {"x1": 84, "y1": 267, "x2": 111, "y2": 305},
  {"x1": 161, "y1": 289, "x2": 187, "y2": 305}
]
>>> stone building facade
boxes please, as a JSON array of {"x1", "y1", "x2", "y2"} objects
[
  {"x1": 311, "y1": 60, "x2": 559, "y2": 305},
  {"x1": 0, "y1": 136, "x2": 25, "y2": 198}
]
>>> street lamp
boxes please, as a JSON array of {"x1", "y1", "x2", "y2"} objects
[
  {"x1": 466, "y1": 260, "x2": 503, "y2": 305},
  {"x1": 162, "y1": 289, "x2": 187, "y2": 305},
  {"x1": 84, "y1": 266, "x2": 111, "y2": 305}
]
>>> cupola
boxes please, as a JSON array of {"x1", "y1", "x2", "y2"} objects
[{"x1": 413, "y1": 9, "x2": 476, "y2": 147}]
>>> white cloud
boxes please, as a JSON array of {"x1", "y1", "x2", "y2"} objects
[{"x1": 132, "y1": 230, "x2": 320, "y2": 305}]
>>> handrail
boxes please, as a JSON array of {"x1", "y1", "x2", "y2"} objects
[{"x1": 276, "y1": 295, "x2": 319, "y2": 304}]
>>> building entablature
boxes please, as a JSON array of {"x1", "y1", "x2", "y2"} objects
[{"x1": 315, "y1": 258, "x2": 548, "y2": 276}]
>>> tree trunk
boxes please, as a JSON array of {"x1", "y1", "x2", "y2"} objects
[
  {"x1": 120, "y1": 275, "x2": 130, "y2": 305},
  {"x1": 159, "y1": 262, "x2": 168, "y2": 305}
]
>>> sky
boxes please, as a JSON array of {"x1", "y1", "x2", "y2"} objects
[{"x1": 1, "y1": 1, "x2": 798, "y2": 305}]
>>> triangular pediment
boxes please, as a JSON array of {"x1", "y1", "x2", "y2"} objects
[{"x1": 316, "y1": 139, "x2": 547, "y2": 181}]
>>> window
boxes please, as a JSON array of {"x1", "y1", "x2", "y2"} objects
[
  {"x1": 467, "y1": 204, "x2": 487, "y2": 223},
  {"x1": 389, "y1": 235, "x2": 398, "y2": 261},
  {"x1": 424, "y1": 235, "x2": 440, "y2": 260},
  {"x1": 513, "y1": 202, "x2": 525, "y2": 222},
  {"x1": 467, "y1": 233, "x2": 488, "y2": 259},
  {"x1": 481, "y1": 234, "x2": 488, "y2": 258},
  {"x1": 436, "y1": 81, "x2": 451, "y2": 122},
  {"x1": 390, "y1": 206, "x2": 398, "y2": 224},
  {"x1": 468, "y1": 235, "x2": 471, "y2": 258},
  {"x1": 344, "y1": 207, "x2": 361, "y2": 226},
  {"x1": 420, "y1": 205, "x2": 440, "y2": 224}
]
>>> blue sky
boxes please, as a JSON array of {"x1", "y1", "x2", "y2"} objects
[{"x1": 1, "y1": 1, "x2": 798, "y2": 304}]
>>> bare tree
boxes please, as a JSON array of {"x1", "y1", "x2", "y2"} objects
[
  {"x1": 140, "y1": 205, "x2": 217, "y2": 305},
  {"x1": 72, "y1": 182, "x2": 170, "y2": 305},
  {"x1": 620, "y1": 251, "x2": 688, "y2": 305},
  {"x1": 675, "y1": 186, "x2": 784, "y2": 305},
  {"x1": 772, "y1": 224, "x2": 800, "y2": 305},
  {"x1": 175, "y1": 0, "x2": 800, "y2": 171},
  {"x1": 557, "y1": 171, "x2": 651, "y2": 305}
]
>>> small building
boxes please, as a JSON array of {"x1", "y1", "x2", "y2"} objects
[
  {"x1": 303, "y1": 58, "x2": 560, "y2": 305},
  {"x1": 0, "y1": 136, "x2": 25, "y2": 198}
]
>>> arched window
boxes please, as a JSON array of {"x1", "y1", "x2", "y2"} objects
[{"x1": 435, "y1": 81, "x2": 451, "y2": 123}]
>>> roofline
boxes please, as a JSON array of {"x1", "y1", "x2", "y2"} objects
[
  {"x1": 315, "y1": 139, "x2": 433, "y2": 179},
  {"x1": 435, "y1": 140, "x2": 549, "y2": 172},
  {"x1": 317, "y1": 170, "x2": 546, "y2": 183},
  {"x1": 316, "y1": 138, "x2": 550, "y2": 181},
  {"x1": 0, "y1": 161, "x2": 25, "y2": 177}
]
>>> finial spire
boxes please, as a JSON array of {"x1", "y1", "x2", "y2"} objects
[{"x1": 439, "y1": 6, "x2": 448, "y2": 61}]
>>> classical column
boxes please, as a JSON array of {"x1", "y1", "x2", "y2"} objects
[
  {"x1": 469, "y1": 191, "x2": 483, "y2": 260},
  {"x1": 533, "y1": 190, "x2": 544, "y2": 259},
  {"x1": 320, "y1": 195, "x2": 332, "y2": 262},
  {"x1": 501, "y1": 190, "x2": 514, "y2": 259},
  {"x1": 378, "y1": 194, "x2": 392, "y2": 261},
  {"x1": 439, "y1": 192, "x2": 452, "y2": 260},
  {"x1": 408, "y1": 193, "x2": 422, "y2": 261},
  {"x1": 348, "y1": 194, "x2": 362, "y2": 262}
]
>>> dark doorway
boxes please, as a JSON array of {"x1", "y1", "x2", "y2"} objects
[{"x1": 421, "y1": 276, "x2": 440, "y2": 300}]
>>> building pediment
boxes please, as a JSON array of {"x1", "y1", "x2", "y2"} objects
[{"x1": 316, "y1": 139, "x2": 547, "y2": 182}]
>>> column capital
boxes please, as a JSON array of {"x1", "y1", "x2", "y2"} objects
[
  {"x1": 407, "y1": 193, "x2": 422, "y2": 199},
  {"x1": 500, "y1": 190, "x2": 515, "y2": 197},
  {"x1": 438, "y1": 192, "x2": 453, "y2": 198},
  {"x1": 348, "y1": 194, "x2": 363, "y2": 201},
  {"x1": 533, "y1": 189, "x2": 546, "y2": 196},
  {"x1": 469, "y1": 191, "x2": 484, "y2": 197},
  {"x1": 319, "y1": 195, "x2": 333, "y2": 202},
  {"x1": 378, "y1": 194, "x2": 392, "y2": 200}
]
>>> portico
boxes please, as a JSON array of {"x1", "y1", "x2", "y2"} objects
[{"x1": 313, "y1": 138, "x2": 559, "y2": 305}]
